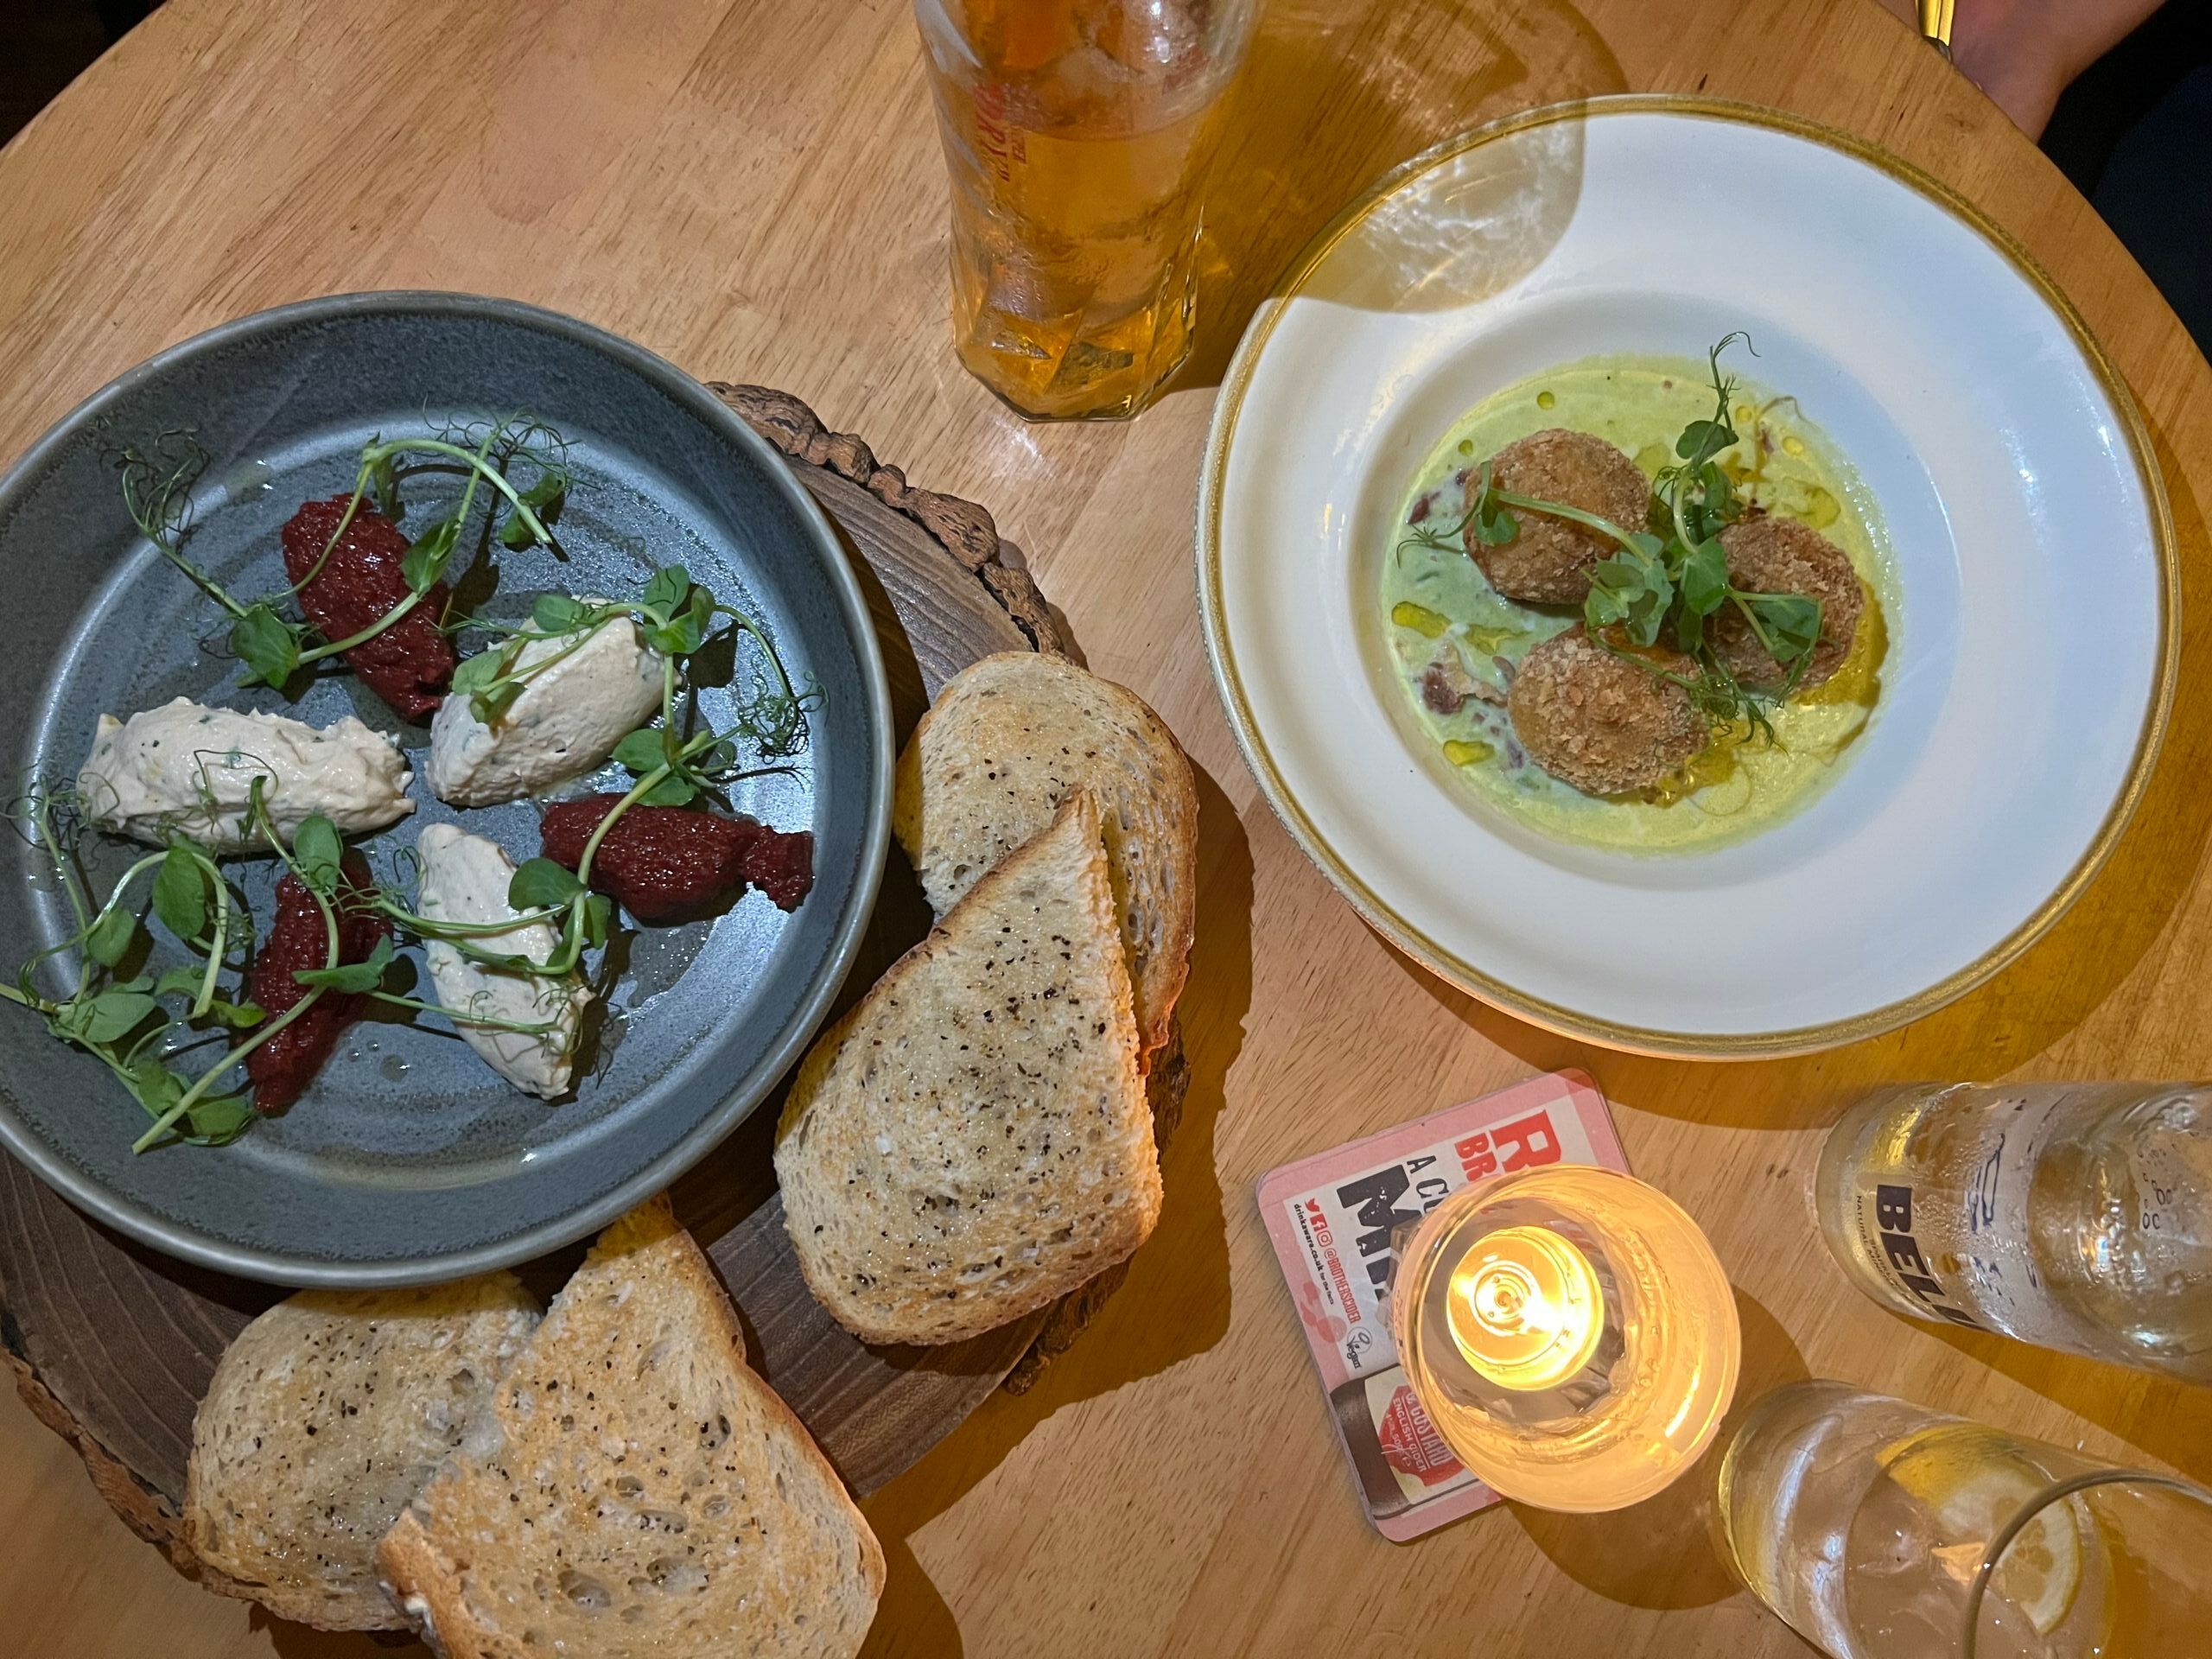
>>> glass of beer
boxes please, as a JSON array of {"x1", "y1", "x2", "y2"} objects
[{"x1": 912, "y1": 0, "x2": 1257, "y2": 420}]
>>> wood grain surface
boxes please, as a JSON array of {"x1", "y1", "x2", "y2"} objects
[{"x1": 0, "y1": 1, "x2": 2207, "y2": 1656}]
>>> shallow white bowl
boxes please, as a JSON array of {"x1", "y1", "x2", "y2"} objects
[{"x1": 1198, "y1": 97, "x2": 2176, "y2": 1058}]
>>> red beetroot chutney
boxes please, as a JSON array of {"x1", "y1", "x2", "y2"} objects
[
  {"x1": 246, "y1": 850, "x2": 390, "y2": 1111},
  {"x1": 280, "y1": 498, "x2": 456, "y2": 719},
  {"x1": 539, "y1": 795, "x2": 815, "y2": 924}
]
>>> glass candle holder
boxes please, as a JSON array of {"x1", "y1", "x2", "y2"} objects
[{"x1": 1392, "y1": 1164, "x2": 1739, "y2": 1511}]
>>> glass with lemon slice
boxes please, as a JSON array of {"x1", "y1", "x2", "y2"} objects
[{"x1": 1718, "y1": 1382, "x2": 2212, "y2": 1657}]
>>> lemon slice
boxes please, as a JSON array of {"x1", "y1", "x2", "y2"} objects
[{"x1": 1877, "y1": 1427, "x2": 2083, "y2": 1637}]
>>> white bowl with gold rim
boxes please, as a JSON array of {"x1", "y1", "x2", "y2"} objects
[{"x1": 1197, "y1": 97, "x2": 2176, "y2": 1058}]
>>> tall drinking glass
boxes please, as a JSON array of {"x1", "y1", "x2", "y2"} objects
[
  {"x1": 1717, "y1": 1381, "x2": 2212, "y2": 1658},
  {"x1": 1814, "y1": 1083, "x2": 2212, "y2": 1382},
  {"x1": 911, "y1": 0, "x2": 1256, "y2": 420}
]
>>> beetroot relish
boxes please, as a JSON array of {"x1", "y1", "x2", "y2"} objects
[
  {"x1": 539, "y1": 795, "x2": 815, "y2": 924},
  {"x1": 280, "y1": 498, "x2": 456, "y2": 720},
  {"x1": 741, "y1": 823, "x2": 815, "y2": 911},
  {"x1": 246, "y1": 850, "x2": 390, "y2": 1112}
]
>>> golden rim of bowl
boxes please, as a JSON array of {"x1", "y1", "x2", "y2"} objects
[{"x1": 1197, "y1": 93, "x2": 2180, "y2": 1060}]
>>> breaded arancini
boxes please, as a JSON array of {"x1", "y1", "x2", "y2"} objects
[
  {"x1": 1468, "y1": 429, "x2": 1650, "y2": 604},
  {"x1": 1508, "y1": 626, "x2": 1707, "y2": 797},
  {"x1": 1707, "y1": 516, "x2": 1866, "y2": 690}
]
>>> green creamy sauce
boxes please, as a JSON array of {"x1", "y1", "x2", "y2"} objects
[{"x1": 1380, "y1": 354, "x2": 1897, "y2": 853}]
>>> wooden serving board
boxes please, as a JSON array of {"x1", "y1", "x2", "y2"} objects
[{"x1": 0, "y1": 383, "x2": 1189, "y2": 1575}]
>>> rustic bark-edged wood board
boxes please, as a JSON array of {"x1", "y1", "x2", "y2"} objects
[{"x1": 0, "y1": 381, "x2": 1191, "y2": 1573}]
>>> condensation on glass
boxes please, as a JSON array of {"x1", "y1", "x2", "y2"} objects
[{"x1": 1816, "y1": 1083, "x2": 2212, "y2": 1382}]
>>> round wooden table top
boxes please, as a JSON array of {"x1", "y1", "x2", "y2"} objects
[{"x1": 3, "y1": 1, "x2": 2208, "y2": 1656}]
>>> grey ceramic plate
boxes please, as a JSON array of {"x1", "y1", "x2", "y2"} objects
[{"x1": 0, "y1": 293, "x2": 890, "y2": 1286}]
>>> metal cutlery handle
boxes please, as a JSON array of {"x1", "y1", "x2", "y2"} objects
[{"x1": 1919, "y1": 0, "x2": 1956, "y2": 57}]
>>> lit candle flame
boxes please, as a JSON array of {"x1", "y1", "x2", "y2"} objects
[{"x1": 1446, "y1": 1224, "x2": 1604, "y2": 1390}]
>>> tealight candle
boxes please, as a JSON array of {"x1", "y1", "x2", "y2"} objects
[
  {"x1": 1393, "y1": 1166, "x2": 1739, "y2": 1512},
  {"x1": 1446, "y1": 1224, "x2": 1605, "y2": 1391}
]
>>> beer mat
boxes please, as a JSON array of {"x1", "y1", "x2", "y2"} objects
[{"x1": 1255, "y1": 1070, "x2": 1628, "y2": 1541}]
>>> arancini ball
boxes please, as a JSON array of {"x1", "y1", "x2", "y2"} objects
[
  {"x1": 1468, "y1": 429, "x2": 1650, "y2": 604},
  {"x1": 1707, "y1": 516, "x2": 1866, "y2": 690},
  {"x1": 1508, "y1": 626, "x2": 1707, "y2": 797}
]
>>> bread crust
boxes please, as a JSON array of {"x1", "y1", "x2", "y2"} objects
[
  {"x1": 181, "y1": 1274, "x2": 538, "y2": 1632},
  {"x1": 375, "y1": 1197, "x2": 883, "y2": 1658},
  {"x1": 894, "y1": 651, "x2": 1197, "y2": 1062},
  {"x1": 779, "y1": 793, "x2": 1159, "y2": 1344}
]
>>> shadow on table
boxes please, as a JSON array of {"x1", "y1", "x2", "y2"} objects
[
  {"x1": 857, "y1": 761, "x2": 1255, "y2": 1655},
  {"x1": 1915, "y1": 1316, "x2": 2212, "y2": 1488},
  {"x1": 1514, "y1": 1286, "x2": 1805, "y2": 1611},
  {"x1": 1172, "y1": 0, "x2": 1629, "y2": 395},
  {"x1": 264, "y1": 1614, "x2": 417, "y2": 1656},
  {"x1": 855, "y1": 1529, "x2": 964, "y2": 1659}
]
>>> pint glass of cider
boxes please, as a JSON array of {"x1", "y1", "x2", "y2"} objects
[{"x1": 912, "y1": 0, "x2": 1255, "y2": 420}]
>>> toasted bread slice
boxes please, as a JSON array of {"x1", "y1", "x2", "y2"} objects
[
  {"x1": 894, "y1": 652, "x2": 1198, "y2": 1058},
  {"x1": 777, "y1": 791, "x2": 1159, "y2": 1345},
  {"x1": 182, "y1": 1274, "x2": 539, "y2": 1631},
  {"x1": 378, "y1": 1198, "x2": 882, "y2": 1659}
]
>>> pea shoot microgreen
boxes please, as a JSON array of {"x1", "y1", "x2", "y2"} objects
[
  {"x1": 1412, "y1": 335, "x2": 1826, "y2": 743},
  {"x1": 252, "y1": 794, "x2": 569, "y2": 1054},
  {"x1": 48, "y1": 423, "x2": 817, "y2": 1146},
  {"x1": 116, "y1": 417, "x2": 571, "y2": 695},
  {"x1": 454, "y1": 563, "x2": 810, "y2": 816},
  {"x1": 3, "y1": 782, "x2": 262, "y2": 1149},
  {"x1": 2, "y1": 777, "x2": 573, "y2": 1151},
  {"x1": 366, "y1": 847, "x2": 609, "y2": 986},
  {"x1": 376, "y1": 564, "x2": 811, "y2": 987}
]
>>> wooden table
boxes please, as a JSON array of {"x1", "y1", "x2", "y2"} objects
[{"x1": 2, "y1": 1, "x2": 2207, "y2": 1654}]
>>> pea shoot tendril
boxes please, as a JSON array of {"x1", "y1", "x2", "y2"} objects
[
  {"x1": 115, "y1": 416, "x2": 571, "y2": 695},
  {"x1": 1406, "y1": 335, "x2": 1827, "y2": 744},
  {"x1": 32, "y1": 420, "x2": 812, "y2": 1149}
]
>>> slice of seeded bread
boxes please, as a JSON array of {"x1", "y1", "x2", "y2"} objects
[
  {"x1": 377, "y1": 1197, "x2": 883, "y2": 1659},
  {"x1": 893, "y1": 651, "x2": 1198, "y2": 1060},
  {"x1": 182, "y1": 1274, "x2": 540, "y2": 1631},
  {"x1": 776, "y1": 791, "x2": 1160, "y2": 1345}
]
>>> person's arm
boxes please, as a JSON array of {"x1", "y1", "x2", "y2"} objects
[{"x1": 1877, "y1": 0, "x2": 2170, "y2": 137}]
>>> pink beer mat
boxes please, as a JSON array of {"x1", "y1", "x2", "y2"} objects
[{"x1": 1255, "y1": 1070, "x2": 1629, "y2": 1542}]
